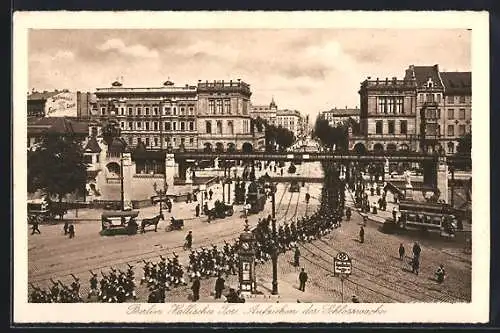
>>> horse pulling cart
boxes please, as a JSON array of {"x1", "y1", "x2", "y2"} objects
[{"x1": 27, "y1": 199, "x2": 68, "y2": 224}]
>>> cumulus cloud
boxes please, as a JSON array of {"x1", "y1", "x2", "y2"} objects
[{"x1": 97, "y1": 38, "x2": 159, "y2": 59}]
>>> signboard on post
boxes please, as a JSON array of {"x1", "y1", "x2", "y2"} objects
[
  {"x1": 334, "y1": 252, "x2": 352, "y2": 276},
  {"x1": 333, "y1": 251, "x2": 352, "y2": 303}
]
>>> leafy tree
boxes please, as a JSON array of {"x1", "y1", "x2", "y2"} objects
[
  {"x1": 28, "y1": 132, "x2": 88, "y2": 203},
  {"x1": 312, "y1": 116, "x2": 349, "y2": 152},
  {"x1": 101, "y1": 120, "x2": 121, "y2": 146},
  {"x1": 263, "y1": 121, "x2": 295, "y2": 152}
]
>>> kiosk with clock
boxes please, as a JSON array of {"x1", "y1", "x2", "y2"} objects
[{"x1": 238, "y1": 220, "x2": 257, "y2": 295}]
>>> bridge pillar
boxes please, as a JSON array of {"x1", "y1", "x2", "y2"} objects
[{"x1": 436, "y1": 157, "x2": 449, "y2": 203}]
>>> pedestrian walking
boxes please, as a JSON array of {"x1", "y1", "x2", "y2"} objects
[
  {"x1": 68, "y1": 224, "x2": 75, "y2": 239},
  {"x1": 411, "y1": 257, "x2": 420, "y2": 275},
  {"x1": 193, "y1": 192, "x2": 198, "y2": 202},
  {"x1": 392, "y1": 206, "x2": 397, "y2": 222},
  {"x1": 31, "y1": 219, "x2": 41, "y2": 235},
  {"x1": 191, "y1": 276, "x2": 200, "y2": 302},
  {"x1": 398, "y1": 243, "x2": 405, "y2": 260},
  {"x1": 298, "y1": 268, "x2": 308, "y2": 292},
  {"x1": 214, "y1": 274, "x2": 225, "y2": 299},
  {"x1": 209, "y1": 189, "x2": 213, "y2": 200},
  {"x1": 280, "y1": 168, "x2": 284, "y2": 176},
  {"x1": 166, "y1": 199, "x2": 172, "y2": 213},
  {"x1": 63, "y1": 221, "x2": 69, "y2": 235},
  {"x1": 195, "y1": 204, "x2": 200, "y2": 217},
  {"x1": 204, "y1": 191, "x2": 208, "y2": 200},
  {"x1": 345, "y1": 207, "x2": 351, "y2": 221},
  {"x1": 294, "y1": 247, "x2": 301, "y2": 267},
  {"x1": 359, "y1": 226, "x2": 365, "y2": 243},
  {"x1": 412, "y1": 242, "x2": 421, "y2": 260},
  {"x1": 305, "y1": 193, "x2": 310, "y2": 204},
  {"x1": 186, "y1": 192, "x2": 192, "y2": 203}
]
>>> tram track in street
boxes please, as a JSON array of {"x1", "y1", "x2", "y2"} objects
[{"x1": 314, "y1": 237, "x2": 468, "y2": 303}]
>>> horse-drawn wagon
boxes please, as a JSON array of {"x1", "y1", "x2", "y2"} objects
[
  {"x1": 100, "y1": 210, "x2": 140, "y2": 236},
  {"x1": 27, "y1": 199, "x2": 68, "y2": 224}
]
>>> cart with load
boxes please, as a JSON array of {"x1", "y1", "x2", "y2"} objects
[{"x1": 100, "y1": 210, "x2": 140, "y2": 236}]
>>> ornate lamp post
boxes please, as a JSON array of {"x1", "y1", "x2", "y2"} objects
[
  {"x1": 153, "y1": 182, "x2": 168, "y2": 215},
  {"x1": 267, "y1": 182, "x2": 279, "y2": 295}
]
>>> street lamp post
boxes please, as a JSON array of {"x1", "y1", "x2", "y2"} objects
[
  {"x1": 270, "y1": 183, "x2": 278, "y2": 295},
  {"x1": 120, "y1": 153, "x2": 125, "y2": 211}
]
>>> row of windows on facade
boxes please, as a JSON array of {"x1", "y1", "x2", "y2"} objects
[
  {"x1": 423, "y1": 108, "x2": 469, "y2": 120},
  {"x1": 373, "y1": 120, "x2": 469, "y2": 137},
  {"x1": 126, "y1": 136, "x2": 195, "y2": 148},
  {"x1": 417, "y1": 94, "x2": 469, "y2": 104},
  {"x1": 120, "y1": 121, "x2": 196, "y2": 132},
  {"x1": 100, "y1": 105, "x2": 196, "y2": 116}
]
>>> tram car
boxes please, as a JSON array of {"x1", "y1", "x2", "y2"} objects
[
  {"x1": 246, "y1": 181, "x2": 267, "y2": 214},
  {"x1": 397, "y1": 200, "x2": 458, "y2": 237}
]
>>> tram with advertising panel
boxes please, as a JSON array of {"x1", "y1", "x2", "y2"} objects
[{"x1": 397, "y1": 200, "x2": 458, "y2": 237}]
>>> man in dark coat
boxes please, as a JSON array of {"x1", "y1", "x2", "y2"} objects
[
  {"x1": 63, "y1": 221, "x2": 69, "y2": 235},
  {"x1": 298, "y1": 268, "x2": 308, "y2": 292},
  {"x1": 359, "y1": 226, "x2": 364, "y2": 243},
  {"x1": 68, "y1": 224, "x2": 75, "y2": 239},
  {"x1": 195, "y1": 204, "x2": 200, "y2": 217},
  {"x1": 294, "y1": 247, "x2": 301, "y2": 267},
  {"x1": 305, "y1": 193, "x2": 310, "y2": 204},
  {"x1": 412, "y1": 242, "x2": 421, "y2": 259},
  {"x1": 31, "y1": 219, "x2": 41, "y2": 235},
  {"x1": 209, "y1": 189, "x2": 213, "y2": 200},
  {"x1": 399, "y1": 243, "x2": 405, "y2": 260},
  {"x1": 191, "y1": 276, "x2": 200, "y2": 302},
  {"x1": 214, "y1": 275, "x2": 225, "y2": 299}
]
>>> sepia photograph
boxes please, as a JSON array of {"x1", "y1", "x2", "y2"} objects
[{"x1": 13, "y1": 11, "x2": 489, "y2": 324}]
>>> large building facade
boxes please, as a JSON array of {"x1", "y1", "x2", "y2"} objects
[
  {"x1": 28, "y1": 89, "x2": 93, "y2": 119},
  {"x1": 250, "y1": 98, "x2": 278, "y2": 125},
  {"x1": 355, "y1": 65, "x2": 471, "y2": 156},
  {"x1": 355, "y1": 76, "x2": 417, "y2": 153},
  {"x1": 440, "y1": 72, "x2": 472, "y2": 155},
  {"x1": 93, "y1": 80, "x2": 199, "y2": 151},
  {"x1": 196, "y1": 80, "x2": 264, "y2": 152},
  {"x1": 276, "y1": 109, "x2": 302, "y2": 138},
  {"x1": 321, "y1": 107, "x2": 360, "y2": 127}
]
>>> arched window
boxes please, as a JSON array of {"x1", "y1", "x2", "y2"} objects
[
  {"x1": 216, "y1": 121, "x2": 223, "y2": 134},
  {"x1": 227, "y1": 120, "x2": 234, "y2": 135},
  {"x1": 206, "y1": 121, "x2": 212, "y2": 134},
  {"x1": 447, "y1": 142, "x2": 454, "y2": 155}
]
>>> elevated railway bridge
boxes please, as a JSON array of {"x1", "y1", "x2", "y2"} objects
[{"x1": 172, "y1": 151, "x2": 471, "y2": 188}]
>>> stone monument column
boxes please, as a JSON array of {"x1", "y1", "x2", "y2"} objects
[
  {"x1": 165, "y1": 153, "x2": 176, "y2": 191},
  {"x1": 436, "y1": 157, "x2": 449, "y2": 203},
  {"x1": 122, "y1": 152, "x2": 133, "y2": 210}
]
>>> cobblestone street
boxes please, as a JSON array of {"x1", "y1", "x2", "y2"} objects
[{"x1": 28, "y1": 161, "x2": 471, "y2": 303}]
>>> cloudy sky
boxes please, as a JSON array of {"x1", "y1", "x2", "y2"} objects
[{"x1": 29, "y1": 29, "x2": 470, "y2": 120}]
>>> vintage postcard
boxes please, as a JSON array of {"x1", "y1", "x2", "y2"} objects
[{"x1": 13, "y1": 11, "x2": 489, "y2": 324}]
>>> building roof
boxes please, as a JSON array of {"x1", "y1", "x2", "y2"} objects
[
  {"x1": 132, "y1": 143, "x2": 166, "y2": 159},
  {"x1": 322, "y1": 108, "x2": 360, "y2": 117},
  {"x1": 404, "y1": 65, "x2": 444, "y2": 89},
  {"x1": 84, "y1": 137, "x2": 102, "y2": 153},
  {"x1": 108, "y1": 137, "x2": 128, "y2": 153},
  {"x1": 277, "y1": 109, "x2": 301, "y2": 117},
  {"x1": 27, "y1": 91, "x2": 59, "y2": 101},
  {"x1": 27, "y1": 117, "x2": 89, "y2": 136},
  {"x1": 440, "y1": 72, "x2": 471, "y2": 95}
]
